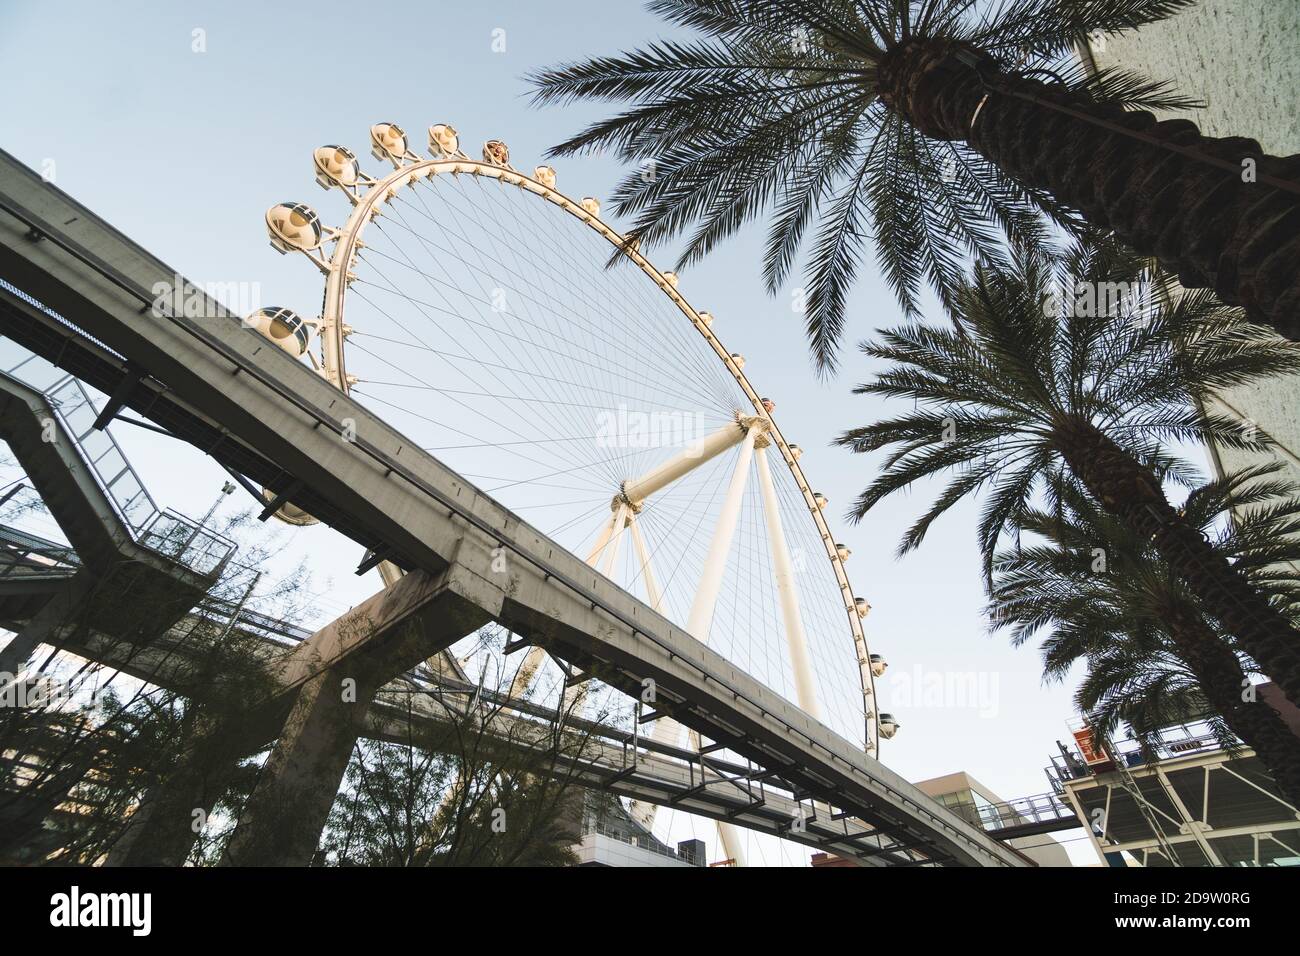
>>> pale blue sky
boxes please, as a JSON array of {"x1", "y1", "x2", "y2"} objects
[{"x1": 0, "y1": 0, "x2": 1103, "y2": 860}]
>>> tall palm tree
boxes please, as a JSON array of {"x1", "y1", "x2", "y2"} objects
[
  {"x1": 988, "y1": 470, "x2": 1300, "y2": 807},
  {"x1": 834, "y1": 242, "x2": 1300, "y2": 706},
  {"x1": 530, "y1": 0, "x2": 1300, "y2": 372}
]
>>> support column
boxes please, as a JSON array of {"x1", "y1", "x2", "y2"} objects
[
  {"x1": 633, "y1": 423, "x2": 761, "y2": 863},
  {"x1": 685, "y1": 423, "x2": 760, "y2": 639},
  {"x1": 647, "y1": 425, "x2": 761, "y2": 750},
  {"x1": 627, "y1": 511, "x2": 663, "y2": 613},
  {"x1": 218, "y1": 664, "x2": 376, "y2": 867},
  {"x1": 107, "y1": 567, "x2": 490, "y2": 867},
  {"x1": 600, "y1": 502, "x2": 630, "y2": 577},
  {"x1": 755, "y1": 445, "x2": 821, "y2": 720}
]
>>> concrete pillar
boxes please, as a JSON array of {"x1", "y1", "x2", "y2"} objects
[
  {"x1": 218, "y1": 665, "x2": 377, "y2": 866},
  {"x1": 216, "y1": 566, "x2": 494, "y2": 866}
]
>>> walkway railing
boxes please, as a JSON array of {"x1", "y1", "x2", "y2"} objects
[
  {"x1": 2, "y1": 342, "x2": 236, "y2": 579},
  {"x1": 1048, "y1": 718, "x2": 1233, "y2": 788},
  {"x1": 942, "y1": 791, "x2": 1078, "y2": 836},
  {"x1": 0, "y1": 521, "x2": 80, "y2": 580}
]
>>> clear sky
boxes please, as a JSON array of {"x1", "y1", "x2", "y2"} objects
[{"x1": 0, "y1": 0, "x2": 1109, "y2": 862}]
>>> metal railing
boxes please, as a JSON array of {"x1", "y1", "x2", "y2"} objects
[
  {"x1": 1047, "y1": 718, "x2": 1235, "y2": 789},
  {"x1": 581, "y1": 797, "x2": 693, "y2": 864},
  {"x1": 0, "y1": 521, "x2": 80, "y2": 580},
  {"x1": 2, "y1": 342, "x2": 236, "y2": 579},
  {"x1": 941, "y1": 791, "x2": 1077, "y2": 835}
]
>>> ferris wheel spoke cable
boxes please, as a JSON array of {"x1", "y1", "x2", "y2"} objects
[
  {"x1": 350, "y1": 330, "x2": 628, "y2": 495},
  {"x1": 345, "y1": 268, "x2": 626, "y2": 488},
  {"x1": 363, "y1": 216, "x2": 614, "y2": 470},
  {"x1": 359, "y1": 375, "x2": 709, "y2": 417},
  {"x1": 386, "y1": 190, "x2": 727, "y2": 419},
  {"x1": 346, "y1": 356, "x2": 588, "y2": 483},
  {"x1": 358, "y1": 221, "x2": 618, "y2": 482},
  {"x1": 351, "y1": 238, "x2": 728, "y2": 494},
  {"x1": 429, "y1": 173, "x2": 735, "y2": 406},
  {"x1": 374, "y1": 197, "x2": 736, "y2": 424},
  {"x1": 345, "y1": 386, "x2": 588, "y2": 482},
  {"x1": 413, "y1": 177, "x2": 644, "y2": 418},
  {"x1": 456, "y1": 174, "x2": 740, "y2": 413},
  {"x1": 350, "y1": 328, "x2": 710, "y2": 414},
  {"x1": 428, "y1": 184, "x2": 739, "y2": 427}
]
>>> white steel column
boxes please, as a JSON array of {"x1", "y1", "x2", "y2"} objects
[
  {"x1": 755, "y1": 445, "x2": 822, "y2": 720},
  {"x1": 584, "y1": 511, "x2": 619, "y2": 565},
  {"x1": 685, "y1": 423, "x2": 760, "y2": 639},
  {"x1": 627, "y1": 511, "x2": 664, "y2": 613},
  {"x1": 635, "y1": 422, "x2": 761, "y2": 865},
  {"x1": 601, "y1": 502, "x2": 631, "y2": 577}
]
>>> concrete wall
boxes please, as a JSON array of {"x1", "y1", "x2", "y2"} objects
[{"x1": 1087, "y1": 1, "x2": 1300, "y2": 500}]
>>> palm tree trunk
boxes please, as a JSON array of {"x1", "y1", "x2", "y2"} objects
[
  {"x1": 1162, "y1": 604, "x2": 1300, "y2": 810},
  {"x1": 1051, "y1": 416, "x2": 1300, "y2": 707},
  {"x1": 880, "y1": 40, "x2": 1300, "y2": 337}
]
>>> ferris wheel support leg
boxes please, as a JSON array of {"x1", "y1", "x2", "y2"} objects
[
  {"x1": 755, "y1": 446, "x2": 822, "y2": 721},
  {"x1": 685, "y1": 424, "x2": 760, "y2": 639},
  {"x1": 600, "y1": 502, "x2": 631, "y2": 577},
  {"x1": 584, "y1": 512, "x2": 619, "y2": 565},
  {"x1": 628, "y1": 424, "x2": 762, "y2": 852},
  {"x1": 627, "y1": 510, "x2": 665, "y2": 613}
]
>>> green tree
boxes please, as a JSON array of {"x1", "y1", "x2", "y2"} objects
[
  {"x1": 0, "y1": 510, "x2": 302, "y2": 865},
  {"x1": 319, "y1": 647, "x2": 614, "y2": 867},
  {"x1": 530, "y1": 0, "x2": 1300, "y2": 371},
  {"x1": 987, "y1": 468, "x2": 1300, "y2": 806},
  {"x1": 834, "y1": 242, "x2": 1300, "y2": 706}
]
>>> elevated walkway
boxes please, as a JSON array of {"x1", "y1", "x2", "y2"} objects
[{"x1": 0, "y1": 365, "x2": 234, "y2": 674}]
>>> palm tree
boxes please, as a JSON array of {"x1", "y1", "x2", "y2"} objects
[
  {"x1": 834, "y1": 241, "x2": 1300, "y2": 706},
  {"x1": 988, "y1": 469, "x2": 1300, "y2": 807},
  {"x1": 529, "y1": 0, "x2": 1300, "y2": 372}
]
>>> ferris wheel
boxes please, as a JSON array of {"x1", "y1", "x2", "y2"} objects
[{"x1": 250, "y1": 122, "x2": 895, "y2": 865}]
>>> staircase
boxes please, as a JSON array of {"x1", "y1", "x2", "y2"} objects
[{"x1": 0, "y1": 365, "x2": 235, "y2": 673}]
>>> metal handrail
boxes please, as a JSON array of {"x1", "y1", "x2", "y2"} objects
[
  {"x1": 942, "y1": 790, "x2": 1077, "y2": 834},
  {"x1": 2, "y1": 341, "x2": 236, "y2": 579},
  {"x1": 1047, "y1": 718, "x2": 1237, "y2": 790}
]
